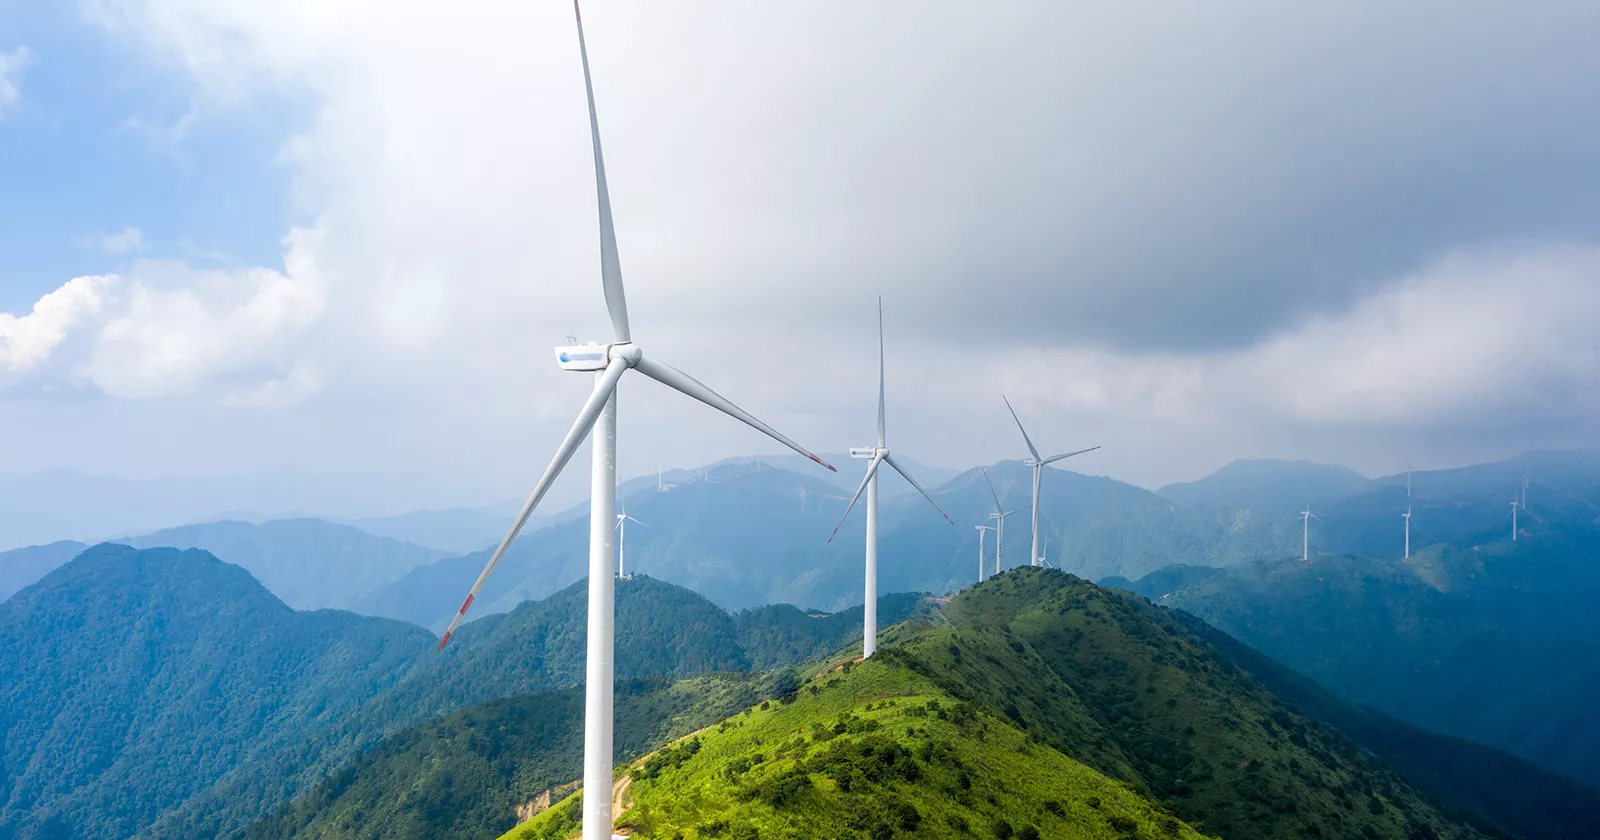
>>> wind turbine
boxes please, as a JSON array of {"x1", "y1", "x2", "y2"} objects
[
  {"x1": 1402, "y1": 462, "x2": 1413, "y2": 560},
  {"x1": 1510, "y1": 498, "x2": 1519, "y2": 542},
  {"x1": 974, "y1": 524, "x2": 994, "y2": 583},
  {"x1": 656, "y1": 465, "x2": 673, "y2": 492},
  {"x1": 1001, "y1": 396, "x2": 1099, "y2": 568},
  {"x1": 1300, "y1": 506, "x2": 1320, "y2": 562},
  {"x1": 1038, "y1": 533, "x2": 1052, "y2": 569},
  {"x1": 615, "y1": 499, "x2": 649, "y2": 579},
  {"x1": 829, "y1": 300, "x2": 952, "y2": 659},
  {"x1": 981, "y1": 468, "x2": 1028, "y2": 575},
  {"x1": 438, "y1": 6, "x2": 835, "y2": 839}
]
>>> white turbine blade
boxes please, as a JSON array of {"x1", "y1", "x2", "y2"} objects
[
  {"x1": 1002, "y1": 507, "x2": 1029, "y2": 518},
  {"x1": 634, "y1": 356, "x2": 836, "y2": 472},
  {"x1": 437, "y1": 356, "x2": 630, "y2": 649},
  {"x1": 1042, "y1": 445, "x2": 1101, "y2": 465},
  {"x1": 828, "y1": 452, "x2": 884, "y2": 543},
  {"x1": 877, "y1": 297, "x2": 886, "y2": 448},
  {"x1": 884, "y1": 453, "x2": 954, "y2": 525},
  {"x1": 625, "y1": 515, "x2": 651, "y2": 528},
  {"x1": 981, "y1": 468, "x2": 1003, "y2": 512},
  {"x1": 1002, "y1": 395, "x2": 1040, "y2": 461},
  {"x1": 574, "y1": 0, "x2": 630, "y2": 343}
]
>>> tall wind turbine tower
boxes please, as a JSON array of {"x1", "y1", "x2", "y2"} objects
[
  {"x1": 615, "y1": 499, "x2": 649, "y2": 578},
  {"x1": 1300, "y1": 506, "x2": 1320, "y2": 562},
  {"x1": 981, "y1": 468, "x2": 1027, "y2": 575},
  {"x1": 438, "y1": 6, "x2": 835, "y2": 839},
  {"x1": 1510, "y1": 499, "x2": 1519, "y2": 541},
  {"x1": 1002, "y1": 396, "x2": 1099, "y2": 567},
  {"x1": 829, "y1": 300, "x2": 952, "y2": 658}
]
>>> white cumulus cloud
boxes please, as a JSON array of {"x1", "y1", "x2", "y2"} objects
[
  {"x1": 0, "y1": 45, "x2": 31, "y2": 119},
  {"x1": 0, "y1": 275, "x2": 118, "y2": 372},
  {"x1": 0, "y1": 227, "x2": 328, "y2": 404}
]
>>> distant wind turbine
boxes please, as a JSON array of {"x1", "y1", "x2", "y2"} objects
[
  {"x1": 974, "y1": 524, "x2": 994, "y2": 583},
  {"x1": 1002, "y1": 396, "x2": 1099, "y2": 568},
  {"x1": 828, "y1": 300, "x2": 952, "y2": 658},
  {"x1": 1510, "y1": 499, "x2": 1519, "y2": 542},
  {"x1": 615, "y1": 499, "x2": 649, "y2": 579},
  {"x1": 981, "y1": 468, "x2": 1028, "y2": 575},
  {"x1": 1403, "y1": 462, "x2": 1413, "y2": 560},
  {"x1": 1300, "y1": 506, "x2": 1321, "y2": 562},
  {"x1": 437, "y1": 6, "x2": 835, "y2": 839}
]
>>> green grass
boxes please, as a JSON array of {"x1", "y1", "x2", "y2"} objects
[{"x1": 505, "y1": 656, "x2": 1208, "y2": 840}]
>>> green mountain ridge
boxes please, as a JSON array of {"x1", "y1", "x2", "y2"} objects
[
  {"x1": 0, "y1": 544, "x2": 433, "y2": 840},
  {"x1": 0, "y1": 544, "x2": 925, "y2": 840},
  {"x1": 1124, "y1": 527, "x2": 1600, "y2": 790},
  {"x1": 262, "y1": 569, "x2": 1600, "y2": 840}
]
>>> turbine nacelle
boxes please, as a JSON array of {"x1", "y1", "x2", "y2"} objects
[
  {"x1": 851, "y1": 446, "x2": 885, "y2": 460},
  {"x1": 555, "y1": 341, "x2": 642, "y2": 372}
]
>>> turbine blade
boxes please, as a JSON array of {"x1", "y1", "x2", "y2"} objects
[
  {"x1": 981, "y1": 468, "x2": 1003, "y2": 512},
  {"x1": 885, "y1": 453, "x2": 953, "y2": 525},
  {"x1": 1042, "y1": 445, "x2": 1101, "y2": 465},
  {"x1": 877, "y1": 297, "x2": 886, "y2": 448},
  {"x1": 437, "y1": 356, "x2": 629, "y2": 649},
  {"x1": 1002, "y1": 395, "x2": 1041, "y2": 461},
  {"x1": 574, "y1": 0, "x2": 631, "y2": 343},
  {"x1": 627, "y1": 516, "x2": 651, "y2": 528},
  {"x1": 634, "y1": 355, "x2": 836, "y2": 472},
  {"x1": 828, "y1": 452, "x2": 884, "y2": 542}
]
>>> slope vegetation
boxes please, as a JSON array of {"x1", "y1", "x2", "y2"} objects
[
  {"x1": 0, "y1": 544, "x2": 431, "y2": 840},
  {"x1": 511, "y1": 658, "x2": 1208, "y2": 840},
  {"x1": 1143, "y1": 529, "x2": 1600, "y2": 789}
]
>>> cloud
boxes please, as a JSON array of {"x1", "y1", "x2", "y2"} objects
[
  {"x1": 0, "y1": 227, "x2": 328, "y2": 402},
  {"x1": 101, "y1": 227, "x2": 145, "y2": 255},
  {"x1": 0, "y1": 45, "x2": 30, "y2": 119},
  {"x1": 12, "y1": 0, "x2": 1594, "y2": 491},
  {"x1": 0, "y1": 275, "x2": 117, "y2": 372},
  {"x1": 999, "y1": 246, "x2": 1600, "y2": 430}
]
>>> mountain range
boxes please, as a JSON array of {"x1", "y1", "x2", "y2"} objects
[{"x1": 1113, "y1": 520, "x2": 1600, "y2": 791}]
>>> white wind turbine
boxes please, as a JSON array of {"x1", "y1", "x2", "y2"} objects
[
  {"x1": 974, "y1": 524, "x2": 994, "y2": 583},
  {"x1": 1001, "y1": 396, "x2": 1099, "y2": 568},
  {"x1": 828, "y1": 301, "x2": 953, "y2": 659},
  {"x1": 981, "y1": 468, "x2": 1028, "y2": 576},
  {"x1": 1510, "y1": 498, "x2": 1519, "y2": 542},
  {"x1": 1402, "y1": 463, "x2": 1413, "y2": 560},
  {"x1": 1300, "y1": 506, "x2": 1321, "y2": 562},
  {"x1": 615, "y1": 499, "x2": 649, "y2": 579},
  {"x1": 438, "y1": 6, "x2": 835, "y2": 838}
]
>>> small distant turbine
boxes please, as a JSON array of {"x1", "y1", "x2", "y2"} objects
[
  {"x1": 1403, "y1": 462, "x2": 1413, "y2": 560},
  {"x1": 615, "y1": 499, "x2": 650, "y2": 579},
  {"x1": 1001, "y1": 396, "x2": 1099, "y2": 568},
  {"x1": 1300, "y1": 506, "x2": 1321, "y2": 562},
  {"x1": 981, "y1": 468, "x2": 1028, "y2": 575},
  {"x1": 974, "y1": 524, "x2": 995, "y2": 583},
  {"x1": 1510, "y1": 498, "x2": 1519, "y2": 542}
]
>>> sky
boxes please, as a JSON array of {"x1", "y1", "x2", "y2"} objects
[{"x1": 1, "y1": 0, "x2": 1598, "y2": 512}]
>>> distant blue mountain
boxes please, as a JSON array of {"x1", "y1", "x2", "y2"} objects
[
  {"x1": 1158, "y1": 458, "x2": 1371, "y2": 514},
  {"x1": 121, "y1": 519, "x2": 445, "y2": 611},
  {"x1": 0, "y1": 540, "x2": 86, "y2": 602}
]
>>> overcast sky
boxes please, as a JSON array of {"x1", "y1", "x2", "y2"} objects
[{"x1": 0, "y1": 0, "x2": 1597, "y2": 510}]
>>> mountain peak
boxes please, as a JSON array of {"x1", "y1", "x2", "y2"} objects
[{"x1": 1159, "y1": 458, "x2": 1369, "y2": 514}]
